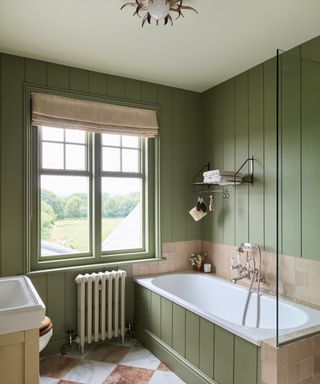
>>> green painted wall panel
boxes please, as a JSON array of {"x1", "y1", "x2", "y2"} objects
[
  {"x1": 171, "y1": 89, "x2": 188, "y2": 241},
  {"x1": 125, "y1": 78, "x2": 142, "y2": 101},
  {"x1": 223, "y1": 80, "x2": 236, "y2": 245},
  {"x1": 185, "y1": 310, "x2": 200, "y2": 367},
  {"x1": 280, "y1": 52, "x2": 301, "y2": 257},
  {"x1": 301, "y1": 58, "x2": 320, "y2": 260},
  {"x1": 107, "y1": 75, "x2": 125, "y2": 98},
  {"x1": 234, "y1": 336, "x2": 258, "y2": 384},
  {"x1": 65, "y1": 271, "x2": 78, "y2": 330},
  {"x1": 160, "y1": 297, "x2": 173, "y2": 347},
  {"x1": 248, "y1": 65, "x2": 264, "y2": 246},
  {"x1": 47, "y1": 273, "x2": 66, "y2": 338},
  {"x1": 69, "y1": 68, "x2": 89, "y2": 93},
  {"x1": 88, "y1": 72, "x2": 107, "y2": 95},
  {"x1": 234, "y1": 73, "x2": 249, "y2": 245},
  {"x1": 263, "y1": 58, "x2": 276, "y2": 252},
  {"x1": 150, "y1": 292, "x2": 161, "y2": 337},
  {"x1": 142, "y1": 82, "x2": 158, "y2": 103},
  {"x1": 26, "y1": 58, "x2": 47, "y2": 85},
  {"x1": 30, "y1": 274, "x2": 47, "y2": 304},
  {"x1": 214, "y1": 325, "x2": 234, "y2": 384},
  {"x1": 199, "y1": 317, "x2": 214, "y2": 379},
  {"x1": 157, "y1": 85, "x2": 173, "y2": 242},
  {"x1": 172, "y1": 303, "x2": 186, "y2": 357},
  {"x1": 47, "y1": 63, "x2": 70, "y2": 89},
  {"x1": 186, "y1": 91, "x2": 202, "y2": 241},
  {"x1": 0, "y1": 54, "x2": 25, "y2": 276}
]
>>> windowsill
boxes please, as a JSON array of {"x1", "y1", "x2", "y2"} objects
[{"x1": 26, "y1": 256, "x2": 167, "y2": 276}]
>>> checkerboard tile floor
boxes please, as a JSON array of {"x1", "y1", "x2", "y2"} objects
[{"x1": 40, "y1": 339, "x2": 185, "y2": 384}]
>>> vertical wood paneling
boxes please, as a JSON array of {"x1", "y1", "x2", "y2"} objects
[
  {"x1": 186, "y1": 92, "x2": 202, "y2": 240},
  {"x1": 142, "y1": 82, "x2": 158, "y2": 103},
  {"x1": 69, "y1": 68, "x2": 89, "y2": 93},
  {"x1": 0, "y1": 54, "x2": 25, "y2": 276},
  {"x1": 65, "y1": 271, "x2": 78, "y2": 330},
  {"x1": 172, "y1": 303, "x2": 186, "y2": 357},
  {"x1": 125, "y1": 79, "x2": 142, "y2": 101},
  {"x1": 47, "y1": 273, "x2": 66, "y2": 337},
  {"x1": 234, "y1": 336, "x2": 258, "y2": 384},
  {"x1": 47, "y1": 63, "x2": 70, "y2": 89},
  {"x1": 214, "y1": 326, "x2": 234, "y2": 384},
  {"x1": 158, "y1": 86, "x2": 173, "y2": 243},
  {"x1": 185, "y1": 311, "x2": 200, "y2": 367},
  {"x1": 160, "y1": 297, "x2": 173, "y2": 347},
  {"x1": 280, "y1": 52, "x2": 301, "y2": 257},
  {"x1": 201, "y1": 89, "x2": 215, "y2": 241},
  {"x1": 235, "y1": 72, "x2": 249, "y2": 245},
  {"x1": 199, "y1": 318, "x2": 214, "y2": 379},
  {"x1": 301, "y1": 57, "x2": 320, "y2": 260},
  {"x1": 150, "y1": 292, "x2": 161, "y2": 337},
  {"x1": 248, "y1": 65, "x2": 264, "y2": 246},
  {"x1": 172, "y1": 89, "x2": 188, "y2": 241},
  {"x1": 223, "y1": 80, "x2": 236, "y2": 245},
  {"x1": 107, "y1": 75, "x2": 125, "y2": 98},
  {"x1": 26, "y1": 59, "x2": 47, "y2": 85},
  {"x1": 88, "y1": 72, "x2": 107, "y2": 95},
  {"x1": 29, "y1": 274, "x2": 47, "y2": 304},
  {"x1": 263, "y1": 58, "x2": 276, "y2": 252},
  {"x1": 212, "y1": 85, "x2": 224, "y2": 243}
]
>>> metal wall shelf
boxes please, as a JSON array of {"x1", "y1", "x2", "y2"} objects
[{"x1": 192, "y1": 156, "x2": 254, "y2": 200}]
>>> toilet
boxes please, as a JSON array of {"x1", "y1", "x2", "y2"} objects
[{"x1": 39, "y1": 316, "x2": 53, "y2": 352}]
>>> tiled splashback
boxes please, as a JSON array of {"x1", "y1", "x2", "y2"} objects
[
  {"x1": 132, "y1": 240, "x2": 200, "y2": 276},
  {"x1": 202, "y1": 241, "x2": 320, "y2": 308},
  {"x1": 133, "y1": 239, "x2": 320, "y2": 308}
]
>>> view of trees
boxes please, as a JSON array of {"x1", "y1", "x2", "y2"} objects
[{"x1": 41, "y1": 189, "x2": 140, "y2": 236}]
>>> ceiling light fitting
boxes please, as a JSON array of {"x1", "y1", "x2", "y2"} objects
[{"x1": 121, "y1": 0, "x2": 198, "y2": 27}]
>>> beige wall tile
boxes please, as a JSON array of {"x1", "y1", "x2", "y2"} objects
[{"x1": 300, "y1": 357, "x2": 314, "y2": 380}]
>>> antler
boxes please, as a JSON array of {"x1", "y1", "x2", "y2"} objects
[{"x1": 180, "y1": 5, "x2": 198, "y2": 14}]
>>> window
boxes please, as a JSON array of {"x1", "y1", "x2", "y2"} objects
[{"x1": 29, "y1": 125, "x2": 157, "y2": 270}]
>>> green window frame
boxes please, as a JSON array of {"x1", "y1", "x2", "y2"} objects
[{"x1": 25, "y1": 88, "x2": 160, "y2": 272}]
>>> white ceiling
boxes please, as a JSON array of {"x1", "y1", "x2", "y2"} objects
[{"x1": 1, "y1": 0, "x2": 320, "y2": 92}]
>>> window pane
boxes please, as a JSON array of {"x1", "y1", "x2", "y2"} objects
[
  {"x1": 103, "y1": 147, "x2": 120, "y2": 172},
  {"x1": 66, "y1": 144, "x2": 86, "y2": 170},
  {"x1": 42, "y1": 142, "x2": 64, "y2": 169},
  {"x1": 65, "y1": 129, "x2": 86, "y2": 144},
  {"x1": 102, "y1": 134, "x2": 120, "y2": 147},
  {"x1": 122, "y1": 149, "x2": 140, "y2": 172},
  {"x1": 122, "y1": 135, "x2": 139, "y2": 148},
  {"x1": 101, "y1": 177, "x2": 142, "y2": 252},
  {"x1": 40, "y1": 175, "x2": 90, "y2": 256},
  {"x1": 42, "y1": 126, "x2": 64, "y2": 142}
]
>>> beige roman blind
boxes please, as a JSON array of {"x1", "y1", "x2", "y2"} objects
[{"x1": 31, "y1": 92, "x2": 159, "y2": 138}]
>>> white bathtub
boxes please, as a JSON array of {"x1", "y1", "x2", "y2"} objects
[{"x1": 135, "y1": 272, "x2": 320, "y2": 345}]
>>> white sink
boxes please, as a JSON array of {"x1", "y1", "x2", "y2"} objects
[{"x1": 0, "y1": 276, "x2": 45, "y2": 335}]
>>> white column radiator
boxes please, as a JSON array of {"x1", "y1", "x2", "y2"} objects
[{"x1": 75, "y1": 270, "x2": 126, "y2": 352}]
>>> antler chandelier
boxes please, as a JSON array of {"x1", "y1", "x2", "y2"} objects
[{"x1": 121, "y1": 0, "x2": 198, "y2": 27}]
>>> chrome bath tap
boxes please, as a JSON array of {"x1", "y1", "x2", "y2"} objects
[{"x1": 231, "y1": 243, "x2": 266, "y2": 328}]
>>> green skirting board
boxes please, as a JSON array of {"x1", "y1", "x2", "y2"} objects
[{"x1": 134, "y1": 283, "x2": 261, "y2": 384}]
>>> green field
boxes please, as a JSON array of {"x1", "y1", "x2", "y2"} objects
[{"x1": 44, "y1": 217, "x2": 123, "y2": 252}]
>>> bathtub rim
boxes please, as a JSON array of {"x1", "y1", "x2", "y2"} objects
[{"x1": 134, "y1": 271, "x2": 320, "y2": 346}]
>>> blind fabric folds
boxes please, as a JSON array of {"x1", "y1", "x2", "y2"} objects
[{"x1": 31, "y1": 92, "x2": 159, "y2": 137}]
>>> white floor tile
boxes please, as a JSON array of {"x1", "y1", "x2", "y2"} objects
[
  {"x1": 119, "y1": 346, "x2": 160, "y2": 370},
  {"x1": 149, "y1": 370, "x2": 186, "y2": 384},
  {"x1": 62, "y1": 359, "x2": 116, "y2": 384}
]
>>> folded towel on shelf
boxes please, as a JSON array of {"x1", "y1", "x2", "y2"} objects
[
  {"x1": 203, "y1": 169, "x2": 243, "y2": 178},
  {"x1": 203, "y1": 175, "x2": 243, "y2": 184}
]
